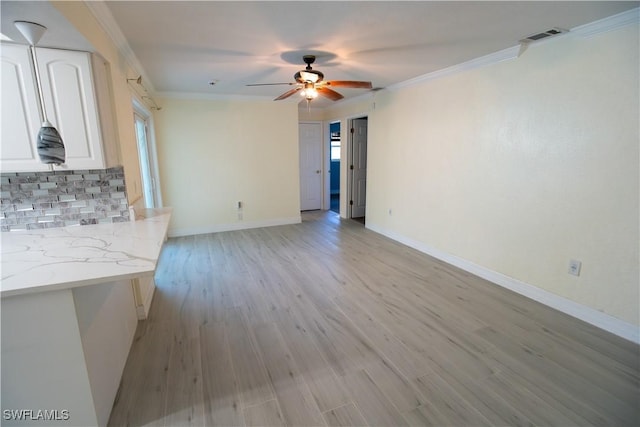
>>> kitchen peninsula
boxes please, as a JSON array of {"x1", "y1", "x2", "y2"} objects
[{"x1": 1, "y1": 208, "x2": 172, "y2": 426}]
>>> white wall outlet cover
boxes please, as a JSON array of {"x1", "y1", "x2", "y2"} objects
[{"x1": 568, "y1": 259, "x2": 582, "y2": 276}]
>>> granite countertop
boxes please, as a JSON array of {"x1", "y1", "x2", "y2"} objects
[{"x1": 0, "y1": 207, "x2": 172, "y2": 297}]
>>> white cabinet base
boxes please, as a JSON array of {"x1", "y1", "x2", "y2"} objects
[{"x1": 1, "y1": 280, "x2": 137, "y2": 427}]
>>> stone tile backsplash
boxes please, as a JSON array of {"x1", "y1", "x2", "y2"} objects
[{"x1": 1, "y1": 166, "x2": 129, "y2": 232}]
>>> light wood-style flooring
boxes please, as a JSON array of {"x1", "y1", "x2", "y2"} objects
[{"x1": 109, "y1": 211, "x2": 640, "y2": 426}]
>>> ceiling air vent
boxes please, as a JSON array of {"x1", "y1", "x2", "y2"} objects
[{"x1": 521, "y1": 27, "x2": 568, "y2": 43}]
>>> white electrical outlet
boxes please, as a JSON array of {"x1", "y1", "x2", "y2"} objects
[{"x1": 568, "y1": 259, "x2": 582, "y2": 276}]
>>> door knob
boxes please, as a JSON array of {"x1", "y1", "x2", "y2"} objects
[{"x1": 316, "y1": 170, "x2": 321, "y2": 174}]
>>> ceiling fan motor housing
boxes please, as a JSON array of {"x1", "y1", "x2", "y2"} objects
[
  {"x1": 295, "y1": 56, "x2": 324, "y2": 83},
  {"x1": 295, "y1": 69, "x2": 324, "y2": 83}
]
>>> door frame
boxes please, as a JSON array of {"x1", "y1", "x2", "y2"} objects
[
  {"x1": 346, "y1": 115, "x2": 368, "y2": 219},
  {"x1": 132, "y1": 96, "x2": 163, "y2": 208},
  {"x1": 323, "y1": 120, "x2": 341, "y2": 213}
]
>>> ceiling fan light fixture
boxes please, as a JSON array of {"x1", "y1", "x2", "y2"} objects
[
  {"x1": 246, "y1": 54, "x2": 371, "y2": 104},
  {"x1": 300, "y1": 82, "x2": 318, "y2": 100},
  {"x1": 300, "y1": 89, "x2": 318, "y2": 100}
]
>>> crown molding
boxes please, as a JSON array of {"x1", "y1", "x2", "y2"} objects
[
  {"x1": 572, "y1": 7, "x2": 639, "y2": 38},
  {"x1": 388, "y1": 45, "x2": 520, "y2": 91},
  {"x1": 83, "y1": 0, "x2": 156, "y2": 94}
]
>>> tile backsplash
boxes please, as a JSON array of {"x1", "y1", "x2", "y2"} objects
[{"x1": 1, "y1": 166, "x2": 130, "y2": 232}]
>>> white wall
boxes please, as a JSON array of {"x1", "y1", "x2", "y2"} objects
[
  {"x1": 154, "y1": 97, "x2": 301, "y2": 236},
  {"x1": 361, "y1": 24, "x2": 638, "y2": 328}
]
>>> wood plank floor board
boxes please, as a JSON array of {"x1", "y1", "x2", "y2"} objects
[
  {"x1": 322, "y1": 403, "x2": 367, "y2": 427},
  {"x1": 270, "y1": 307, "x2": 351, "y2": 412},
  {"x1": 108, "y1": 320, "x2": 174, "y2": 427},
  {"x1": 481, "y1": 370, "x2": 591, "y2": 426},
  {"x1": 318, "y1": 234, "x2": 490, "y2": 337},
  {"x1": 251, "y1": 322, "x2": 325, "y2": 426},
  {"x1": 412, "y1": 372, "x2": 493, "y2": 427},
  {"x1": 420, "y1": 250, "x2": 639, "y2": 374},
  {"x1": 426, "y1": 361, "x2": 536, "y2": 427},
  {"x1": 475, "y1": 325, "x2": 635, "y2": 425},
  {"x1": 341, "y1": 369, "x2": 408, "y2": 427},
  {"x1": 108, "y1": 211, "x2": 639, "y2": 427},
  {"x1": 145, "y1": 237, "x2": 195, "y2": 326},
  {"x1": 402, "y1": 405, "x2": 440, "y2": 427},
  {"x1": 200, "y1": 322, "x2": 243, "y2": 427},
  {"x1": 543, "y1": 341, "x2": 640, "y2": 409},
  {"x1": 529, "y1": 304, "x2": 640, "y2": 369},
  {"x1": 332, "y1": 294, "x2": 433, "y2": 381},
  {"x1": 183, "y1": 235, "x2": 214, "y2": 338},
  {"x1": 270, "y1": 277, "x2": 380, "y2": 378},
  {"x1": 432, "y1": 271, "x2": 640, "y2": 395},
  {"x1": 342, "y1": 289, "x2": 500, "y2": 382},
  {"x1": 363, "y1": 359, "x2": 425, "y2": 414},
  {"x1": 243, "y1": 400, "x2": 285, "y2": 427},
  {"x1": 541, "y1": 324, "x2": 640, "y2": 387},
  {"x1": 163, "y1": 336, "x2": 205, "y2": 427},
  {"x1": 224, "y1": 308, "x2": 276, "y2": 408}
]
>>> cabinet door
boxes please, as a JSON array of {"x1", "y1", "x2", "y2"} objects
[
  {"x1": 36, "y1": 48, "x2": 107, "y2": 170},
  {"x1": 0, "y1": 44, "x2": 49, "y2": 172}
]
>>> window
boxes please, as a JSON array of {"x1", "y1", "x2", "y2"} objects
[{"x1": 330, "y1": 131, "x2": 341, "y2": 161}]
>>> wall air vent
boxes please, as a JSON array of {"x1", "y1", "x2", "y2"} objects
[{"x1": 521, "y1": 27, "x2": 568, "y2": 43}]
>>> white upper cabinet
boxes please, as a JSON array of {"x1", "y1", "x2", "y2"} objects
[
  {"x1": 1, "y1": 44, "x2": 119, "y2": 172},
  {"x1": 1, "y1": 43, "x2": 49, "y2": 171}
]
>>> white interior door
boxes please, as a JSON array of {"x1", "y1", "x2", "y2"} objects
[
  {"x1": 299, "y1": 122, "x2": 323, "y2": 211},
  {"x1": 350, "y1": 118, "x2": 368, "y2": 218}
]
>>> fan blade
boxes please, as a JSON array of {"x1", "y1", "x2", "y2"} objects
[
  {"x1": 274, "y1": 87, "x2": 301, "y2": 101},
  {"x1": 246, "y1": 82, "x2": 295, "y2": 86},
  {"x1": 325, "y1": 80, "x2": 372, "y2": 89},
  {"x1": 317, "y1": 87, "x2": 344, "y2": 101}
]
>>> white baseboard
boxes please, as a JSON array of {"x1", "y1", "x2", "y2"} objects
[
  {"x1": 367, "y1": 222, "x2": 639, "y2": 344},
  {"x1": 168, "y1": 216, "x2": 302, "y2": 238}
]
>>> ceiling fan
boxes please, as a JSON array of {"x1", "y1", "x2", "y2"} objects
[{"x1": 246, "y1": 55, "x2": 372, "y2": 105}]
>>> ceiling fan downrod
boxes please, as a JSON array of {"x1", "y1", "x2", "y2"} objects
[{"x1": 303, "y1": 55, "x2": 316, "y2": 70}]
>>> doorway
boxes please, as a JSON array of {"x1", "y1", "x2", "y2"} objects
[
  {"x1": 349, "y1": 117, "x2": 368, "y2": 222},
  {"x1": 329, "y1": 121, "x2": 341, "y2": 213}
]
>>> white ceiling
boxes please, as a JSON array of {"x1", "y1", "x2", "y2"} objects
[
  {"x1": 0, "y1": 1, "x2": 93, "y2": 51},
  {"x1": 3, "y1": 1, "x2": 638, "y2": 108}
]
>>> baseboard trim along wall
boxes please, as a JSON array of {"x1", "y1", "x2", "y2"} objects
[
  {"x1": 168, "y1": 216, "x2": 302, "y2": 238},
  {"x1": 367, "y1": 222, "x2": 640, "y2": 345}
]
